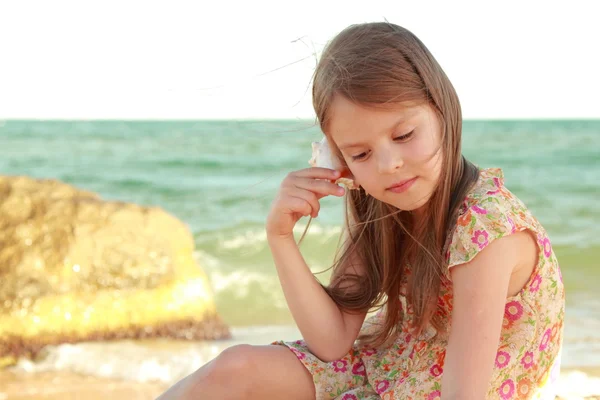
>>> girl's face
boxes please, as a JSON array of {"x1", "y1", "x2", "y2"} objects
[{"x1": 328, "y1": 95, "x2": 444, "y2": 212}]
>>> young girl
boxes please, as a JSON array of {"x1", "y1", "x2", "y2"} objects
[{"x1": 158, "y1": 21, "x2": 565, "y2": 400}]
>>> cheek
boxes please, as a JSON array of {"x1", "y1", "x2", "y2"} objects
[
  {"x1": 425, "y1": 148, "x2": 444, "y2": 177},
  {"x1": 347, "y1": 165, "x2": 365, "y2": 184},
  {"x1": 404, "y1": 135, "x2": 440, "y2": 165},
  {"x1": 345, "y1": 163, "x2": 372, "y2": 190}
]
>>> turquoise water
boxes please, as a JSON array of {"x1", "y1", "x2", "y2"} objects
[{"x1": 1, "y1": 119, "x2": 599, "y2": 367}]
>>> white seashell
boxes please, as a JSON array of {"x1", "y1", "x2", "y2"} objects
[{"x1": 308, "y1": 137, "x2": 359, "y2": 190}]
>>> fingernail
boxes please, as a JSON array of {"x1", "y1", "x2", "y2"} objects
[{"x1": 337, "y1": 187, "x2": 345, "y2": 195}]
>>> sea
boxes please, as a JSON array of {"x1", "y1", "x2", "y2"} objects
[{"x1": 0, "y1": 119, "x2": 599, "y2": 398}]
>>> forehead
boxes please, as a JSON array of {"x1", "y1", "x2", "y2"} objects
[{"x1": 327, "y1": 95, "x2": 426, "y2": 141}]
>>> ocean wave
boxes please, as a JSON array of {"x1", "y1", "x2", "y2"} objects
[
  {"x1": 8, "y1": 326, "x2": 303, "y2": 384},
  {"x1": 197, "y1": 224, "x2": 343, "y2": 252},
  {"x1": 194, "y1": 250, "x2": 290, "y2": 311}
]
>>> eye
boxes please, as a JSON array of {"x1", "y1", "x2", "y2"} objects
[
  {"x1": 394, "y1": 129, "x2": 415, "y2": 142},
  {"x1": 351, "y1": 152, "x2": 368, "y2": 161}
]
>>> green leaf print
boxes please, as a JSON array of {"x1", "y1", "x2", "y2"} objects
[
  {"x1": 469, "y1": 215, "x2": 476, "y2": 229},
  {"x1": 336, "y1": 385, "x2": 350, "y2": 396}
]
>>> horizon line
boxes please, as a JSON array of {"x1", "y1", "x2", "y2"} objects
[{"x1": 2, "y1": 117, "x2": 600, "y2": 123}]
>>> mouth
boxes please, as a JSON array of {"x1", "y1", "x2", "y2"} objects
[{"x1": 386, "y1": 177, "x2": 418, "y2": 192}]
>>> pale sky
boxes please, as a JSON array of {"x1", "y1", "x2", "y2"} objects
[{"x1": 0, "y1": 0, "x2": 598, "y2": 120}]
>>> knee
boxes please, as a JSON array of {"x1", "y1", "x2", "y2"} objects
[
  {"x1": 212, "y1": 344, "x2": 258, "y2": 376},
  {"x1": 199, "y1": 344, "x2": 258, "y2": 395}
]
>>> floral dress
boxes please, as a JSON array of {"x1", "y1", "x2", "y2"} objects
[{"x1": 273, "y1": 168, "x2": 565, "y2": 399}]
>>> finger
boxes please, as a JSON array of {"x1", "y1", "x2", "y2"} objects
[
  {"x1": 292, "y1": 176, "x2": 346, "y2": 198},
  {"x1": 292, "y1": 167, "x2": 341, "y2": 181},
  {"x1": 288, "y1": 194, "x2": 314, "y2": 217},
  {"x1": 286, "y1": 188, "x2": 320, "y2": 218}
]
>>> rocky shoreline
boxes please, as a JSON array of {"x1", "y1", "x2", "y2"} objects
[{"x1": 0, "y1": 175, "x2": 230, "y2": 366}]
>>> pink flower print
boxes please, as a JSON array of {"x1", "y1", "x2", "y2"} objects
[
  {"x1": 558, "y1": 266, "x2": 563, "y2": 283},
  {"x1": 540, "y1": 237, "x2": 552, "y2": 257},
  {"x1": 290, "y1": 347, "x2": 306, "y2": 360},
  {"x1": 521, "y1": 351, "x2": 534, "y2": 369},
  {"x1": 504, "y1": 300, "x2": 524, "y2": 322},
  {"x1": 539, "y1": 328, "x2": 552, "y2": 351},
  {"x1": 495, "y1": 350, "x2": 511, "y2": 368},
  {"x1": 427, "y1": 390, "x2": 441, "y2": 400},
  {"x1": 375, "y1": 380, "x2": 390, "y2": 394},
  {"x1": 352, "y1": 361, "x2": 366, "y2": 376},
  {"x1": 498, "y1": 379, "x2": 515, "y2": 399},
  {"x1": 472, "y1": 205, "x2": 487, "y2": 214},
  {"x1": 341, "y1": 395, "x2": 358, "y2": 400},
  {"x1": 471, "y1": 230, "x2": 489, "y2": 249},
  {"x1": 530, "y1": 274, "x2": 542, "y2": 292},
  {"x1": 332, "y1": 359, "x2": 348, "y2": 373},
  {"x1": 362, "y1": 348, "x2": 377, "y2": 357},
  {"x1": 487, "y1": 177, "x2": 503, "y2": 195},
  {"x1": 507, "y1": 216, "x2": 517, "y2": 234},
  {"x1": 408, "y1": 347, "x2": 416, "y2": 360},
  {"x1": 429, "y1": 363, "x2": 443, "y2": 377}
]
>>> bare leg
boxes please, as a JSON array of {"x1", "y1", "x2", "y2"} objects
[{"x1": 156, "y1": 344, "x2": 316, "y2": 400}]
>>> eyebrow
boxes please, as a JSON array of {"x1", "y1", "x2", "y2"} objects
[{"x1": 337, "y1": 115, "x2": 409, "y2": 150}]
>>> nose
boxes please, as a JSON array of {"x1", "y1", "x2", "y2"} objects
[{"x1": 376, "y1": 147, "x2": 404, "y2": 174}]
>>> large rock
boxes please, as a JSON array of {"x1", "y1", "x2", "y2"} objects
[{"x1": 0, "y1": 176, "x2": 230, "y2": 367}]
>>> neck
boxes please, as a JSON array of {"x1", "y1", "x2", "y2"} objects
[{"x1": 410, "y1": 205, "x2": 427, "y2": 225}]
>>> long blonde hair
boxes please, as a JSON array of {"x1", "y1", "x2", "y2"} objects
[{"x1": 303, "y1": 22, "x2": 479, "y2": 347}]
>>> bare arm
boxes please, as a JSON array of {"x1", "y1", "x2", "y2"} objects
[
  {"x1": 442, "y1": 231, "x2": 536, "y2": 399},
  {"x1": 265, "y1": 167, "x2": 367, "y2": 361},
  {"x1": 268, "y1": 235, "x2": 367, "y2": 362}
]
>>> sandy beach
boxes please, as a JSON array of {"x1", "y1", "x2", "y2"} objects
[
  {"x1": 1, "y1": 364, "x2": 600, "y2": 399},
  {"x1": 0, "y1": 371, "x2": 167, "y2": 400},
  {"x1": 1, "y1": 326, "x2": 600, "y2": 400}
]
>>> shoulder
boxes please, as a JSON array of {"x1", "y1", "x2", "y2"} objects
[{"x1": 446, "y1": 167, "x2": 535, "y2": 269}]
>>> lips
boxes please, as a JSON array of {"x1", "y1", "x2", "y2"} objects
[{"x1": 386, "y1": 177, "x2": 417, "y2": 190}]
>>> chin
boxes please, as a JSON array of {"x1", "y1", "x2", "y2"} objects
[
  {"x1": 391, "y1": 194, "x2": 432, "y2": 212},
  {"x1": 399, "y1": 202, "x2": 427, "y2": 212}
]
